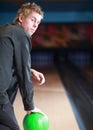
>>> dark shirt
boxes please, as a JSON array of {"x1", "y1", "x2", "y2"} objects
[{"x1": 0, "y1": 23, "x2": 34, "y2": 110}]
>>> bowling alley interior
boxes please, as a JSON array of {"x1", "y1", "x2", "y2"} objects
[{"x1": 0, "y1": 0, "x2": 93, "y2": 130}]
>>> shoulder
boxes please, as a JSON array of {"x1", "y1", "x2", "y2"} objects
[
  {"x1": 10, "y1": 23, "x2": 26, "y2": 36},
  {"x1": 0, "y1": 23, "x2": 27, "y2": 37},
  {"x1": 0, "y1": 23, "x2": 31, "y2": 48}
]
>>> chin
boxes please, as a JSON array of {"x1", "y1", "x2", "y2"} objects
[{"x1": 31, "y1": 32, "x2": 35, "y2": 36}]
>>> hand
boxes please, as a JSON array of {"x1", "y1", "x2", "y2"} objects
[
  {"x1": 26, "y1": 108, "x2": 41, "y2": 114},
  {"x1": 31, "y1": 69, "x2": 45, "y2": 85}
]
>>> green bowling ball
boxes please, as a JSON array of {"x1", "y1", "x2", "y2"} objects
[{"x1": 23, "y1": 112, "x2": 50, "y2": 130}]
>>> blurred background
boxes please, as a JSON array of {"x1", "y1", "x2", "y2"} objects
[
  {"x1": 1, "y1": 0, "x2": 93, "y2": 67},
  {"x1": 0, "y1": 0, "x2": 93, "y2": 130}
]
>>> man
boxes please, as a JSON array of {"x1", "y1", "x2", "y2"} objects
[{"x1": 0, "y1": 2, "x2": 45, "y2": 130}]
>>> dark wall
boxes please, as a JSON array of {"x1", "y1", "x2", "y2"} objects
[{"x1": 0, "y1": 1, "x2": 93, "y2": 24}]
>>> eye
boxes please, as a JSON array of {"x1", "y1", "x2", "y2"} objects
[{"x1": 31, "y1": 18, "x2": 35, "y2": 22}]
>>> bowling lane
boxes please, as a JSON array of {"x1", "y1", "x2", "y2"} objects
[
  {"x1": 56, "y1": 61, "x2": 93, "y2": 130},
  {"x1": 14, "y1": 66, "x2": 79, "y2": 130}
]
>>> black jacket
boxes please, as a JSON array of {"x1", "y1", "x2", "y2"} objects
[{"x1": 0, "y1": 23, "x2": 34, "y2": 110}]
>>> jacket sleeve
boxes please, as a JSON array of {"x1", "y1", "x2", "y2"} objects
[
  {"x1": 14, "y1": 35, "x2": 35, "y2": 111},
  {"x1": 21, "y1": 37, "x2": 35, "y2": 110}
]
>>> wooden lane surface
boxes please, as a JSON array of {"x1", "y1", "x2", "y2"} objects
[{"x1": 14, "y1": 67, "x2": 79, "y2": 130}]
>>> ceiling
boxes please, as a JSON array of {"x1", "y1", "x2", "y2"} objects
[
  {"x1": 0, "y1": 0, "x2": 93, "y2": 12},
  {"x1": 0, "y1": 0, "x2": 78, "y2": 4},
  {"x1": 0, "y1": 0, "x2": 27, "y2": 4}
]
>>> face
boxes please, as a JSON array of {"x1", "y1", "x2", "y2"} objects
[{"x1": 19, "y1": 11, "x2": 42, "y2": 36}]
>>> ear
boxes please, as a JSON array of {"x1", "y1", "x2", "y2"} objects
[{"x1": 18, "y1": 14, "x2": 23, "y2": 23}]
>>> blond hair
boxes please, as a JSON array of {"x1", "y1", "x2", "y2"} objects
[{"x1": 13, "y1": 2, "x2": 44, "y2": 23}]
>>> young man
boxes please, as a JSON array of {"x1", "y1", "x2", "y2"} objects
[{"x1": 0, "y1": 2, "x2": 45, "y2": 130}]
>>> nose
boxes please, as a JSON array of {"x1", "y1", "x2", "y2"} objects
[{"x1": 33, "y1": 22, "x2": 39, "y2": 29}]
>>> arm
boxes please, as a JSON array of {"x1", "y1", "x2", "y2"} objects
[
  {"x1": 13, "y1": 27, "x2": 43, "y2": 114},
  {"x1": 14, "y1": 35, "x2": 35, "y2": 111}
]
